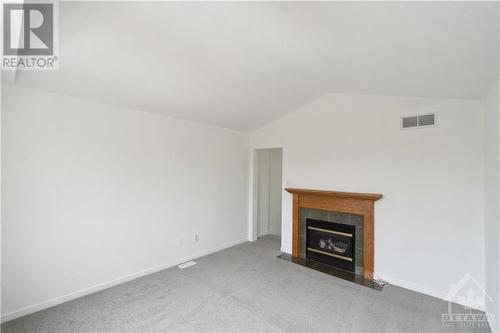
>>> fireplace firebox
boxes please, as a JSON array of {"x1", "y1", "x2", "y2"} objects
[{"x1": 306, "y1": 218, "x2": 356, "y2": 272}]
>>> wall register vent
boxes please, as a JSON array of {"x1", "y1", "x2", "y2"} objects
[{"x1": 401, "y1": 113, "x2": 436, "y2": 129}]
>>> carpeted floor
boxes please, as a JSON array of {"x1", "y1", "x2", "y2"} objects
[{"x1": 2, "y1": 235, "x2": 490, "y2": 332}]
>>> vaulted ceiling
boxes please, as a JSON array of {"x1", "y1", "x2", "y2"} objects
[{"x1": 11, "y1": 1, "x2": 500, "y2": 131}]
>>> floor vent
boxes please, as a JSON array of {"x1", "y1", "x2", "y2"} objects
[
  {"x1": 178, "y1": 261, "x2": 197, "y2": 269},
  {"x1": 401, "y1": 113, "x2": 436, "y2": 129}
]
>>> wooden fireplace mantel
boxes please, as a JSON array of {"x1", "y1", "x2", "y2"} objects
[
  {"x1": 285, "y1": 188, "x2": 383, "y2": 201},
  {"x1": 285, "y1": 188, "x2": 382, "y2": 279}
]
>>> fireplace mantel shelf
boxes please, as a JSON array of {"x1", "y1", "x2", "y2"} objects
[
  {"x1": 284, "y1": 187, "x2": 383, "y2": 280},
  {"x1": 285, "y1": 188, "x2": 383, "y2": 201}
]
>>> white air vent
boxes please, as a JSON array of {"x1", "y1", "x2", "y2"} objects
[{"x1": 401, "y1": 113, "x2": 437, "y2": 129}]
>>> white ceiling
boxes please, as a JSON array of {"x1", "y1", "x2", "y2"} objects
[{"x1": 13, "y1": 1, "x2": 500, "y2": 131}]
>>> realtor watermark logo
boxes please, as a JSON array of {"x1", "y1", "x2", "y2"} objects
[
  {"x1": 441, "y1": 273, "x2": 493, "y2": 329},
  {"x1": 2, "y1": 0, "x2": 59, "y2": 70}
]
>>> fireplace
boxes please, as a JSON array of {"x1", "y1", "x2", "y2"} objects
[
  {"x1": 285, "y1": 188, "x2": 382, "y2": 279},
  {"x1": 306, "y1": 218, "x2": 356, "y2": 272}
]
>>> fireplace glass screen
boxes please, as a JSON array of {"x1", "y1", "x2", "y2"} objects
[{"x1": 306, "y1": 218, "x2": 356, "y2": 272}]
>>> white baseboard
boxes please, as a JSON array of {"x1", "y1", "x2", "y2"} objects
[
  {"x1": 375, "y1": 272, "x2": 485, "y2": 311},
  {"x1": 1, "y1": 238, "x2": 248, "y2": 323},
  {"x1": 276, "y1": 254, "x2": 477, "y2": 311},
  {"x1": 279, "y1": 253, "x2": 468, "y2": 309}
]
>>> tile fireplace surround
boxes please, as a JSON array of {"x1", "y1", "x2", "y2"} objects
[{"x1": 285, "y1": 188, "x2": 383, "y2": 280}]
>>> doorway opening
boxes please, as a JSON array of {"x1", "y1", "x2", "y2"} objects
[{"x1": 253, "y1": 148, "x2": 283, "y2": 241}]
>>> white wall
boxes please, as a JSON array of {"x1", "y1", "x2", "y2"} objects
[
  {"x1": 1, "y1": 85, "x2": 249, "y2": 321},
  {"x1": 268, "y1": 149, "x2": 282, "y2": 235},
  {"x1": 255, "y1": 148, "x2": 282, "y2": 236},
  {"x1": 256, "y1": 150, "x2": 271, "y2": 236},
  {"x1": 484, "y1": 76, "x2": 500, "y2": 332},
  {"x1": 250, "y1": 93, "x2": 485, "y2": 304}
]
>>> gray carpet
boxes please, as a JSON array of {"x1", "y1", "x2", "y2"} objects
[{"x1": 2, "y1": 235, "x2": 490, "y2": 332}]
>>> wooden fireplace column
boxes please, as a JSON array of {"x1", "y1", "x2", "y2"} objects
[{"x1": 285, "y1": 188, "x2": 383, "y2": 280}]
